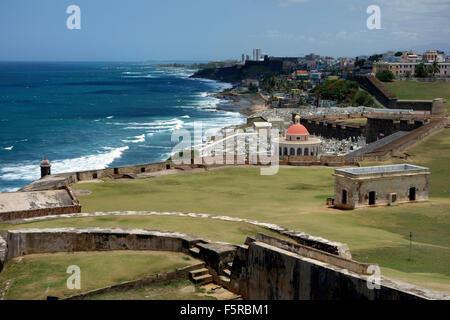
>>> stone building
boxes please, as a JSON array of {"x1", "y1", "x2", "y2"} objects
[{"x1": 333, "y1": 164, "x2": 429, "y2": 209}]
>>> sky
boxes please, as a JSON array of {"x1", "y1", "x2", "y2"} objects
[{"x1": 0, "y1": 0, "x2": 449, "y2": 61}]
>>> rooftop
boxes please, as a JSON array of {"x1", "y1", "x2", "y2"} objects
[
  {"x1": 335, "y1": 164, "x2": 429, "y2": 177},
  {"x1": 0, "y1": 189, "x2": 76, "y2": 213},
  {"x1": 253, "y1": 122, "x2": 272, "y2": 128}
]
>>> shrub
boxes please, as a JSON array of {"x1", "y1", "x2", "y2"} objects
[{"x1": 376, "y1": 70, "x2": 394, "y2": 82}]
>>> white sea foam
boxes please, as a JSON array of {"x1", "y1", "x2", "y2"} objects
[
  {"x1": 106, "y1": 115, "x2": 114, "y2": 119},
  {"x1": 122, "y1": 74, "x2": 155, "y2": 79},
  {"x1": 0, "y1": 187, "x2": 19, "y2": 193},
  {"x1": 0, "y1": 146, "x2": 129, "y2": 182},
  {"x1": 181, "y1": 115, "x2": 190, "y2": 119},
  {"x1": 121, "y1": 134, "x2": 146, "y2": 143},
  {"x1": 3, "y1": 146, "x2": 13, "y2": 151},
  {"x1": 120, "y1": 118, "x2": 185, "y2": 132}
]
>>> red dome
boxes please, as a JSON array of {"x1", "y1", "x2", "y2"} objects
[{"x1": 287, "y1": 124, "x2": 309, "y2": 135}]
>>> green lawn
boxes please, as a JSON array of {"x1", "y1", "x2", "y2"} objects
[
  {"x1": 384, "y1": 80, "x2": 450, "y2": 112},
  {"x1": 87, "y1": 281, "x2": 217, "y2": 300},
  {"x1": 1, "y1": 129, "x2": 449, "y2": 295},
  {"x1": 0, "y1": 251, "x2": 198, "y2": 300},
  {"x1": 0, "y1": 215, "x2": 290, "y2": 245}
]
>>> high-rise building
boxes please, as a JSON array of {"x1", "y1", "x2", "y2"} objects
[{"x1": 253, "y1": 48, "x2": 262, "y2": 61}]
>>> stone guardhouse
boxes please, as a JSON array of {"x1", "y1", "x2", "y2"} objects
[{"x1": 333, "y1": 164, "x2": 430, "y2": 209}]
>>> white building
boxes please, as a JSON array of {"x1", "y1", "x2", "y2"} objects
[{"x1": 253, "y1": 48, "x2": 262, "y2": 61}]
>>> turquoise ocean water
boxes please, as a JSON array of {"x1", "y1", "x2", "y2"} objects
[{"x1": 0, "y1": 62, "x2": 244, "y2": 192}]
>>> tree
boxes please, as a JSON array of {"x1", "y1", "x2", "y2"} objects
[
  {"x1": 311, "y1": 79, "x2": 359, "y2": 103},
  {"x1": 428, "y1": 61, "x2": 439, "y2": 77},
  {"x1": 405, "y1": 70, "x2": 412, "y2": 79},
  {"x1": 376, "y1": 70, "x2": 394, "y2": 82},
  {"x1": 369, "y1": 54, "x2": 383, "y2": 62},
  {"x1": 395, "y1": 51, "x2": 403, "y2": 57},
  {"x1": 353, "y1": 90, "x2": 374, "y2": 106},
  {"x1": 354, "y1": 58, "x2": 366, "y2": 68},
  {"x1": 415, "y1": 63, "x2": 428, "y2": 78},
  {"x1": 248, "y1": 83, "x2": 258, "y2": 93}
]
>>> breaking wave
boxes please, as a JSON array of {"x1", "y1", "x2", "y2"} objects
[{"x1": 0, "y1": 146, "x2": 129, "y2": 182}]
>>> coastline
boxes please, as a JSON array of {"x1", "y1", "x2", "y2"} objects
[
  {"x1": 0, "y1": 68, "x2": 266, "y2": 193},
  {"x1": 214, "y1": 89, "x2": 270, "y2": 116}
]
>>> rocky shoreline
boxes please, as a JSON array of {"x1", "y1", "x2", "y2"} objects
[{"x1": 214, "y1": 90, "x2": 269, "y2": 116}]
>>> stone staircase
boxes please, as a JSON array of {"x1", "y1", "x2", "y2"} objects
[
  {"x1": 189, "y1": 266, "x2": 213, "y2": 285},
  {"x1": 219, "y1": 261, "x2": 233, "y2": 285},
  {"x1": 188, "y1": 244, "x2": 234, "y2": 287},
  {"x1": 189, "y1": 246, "x2": 200, "y2": 258}
]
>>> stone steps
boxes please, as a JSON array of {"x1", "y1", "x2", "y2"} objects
[
  {"x1": 189, "y1": 268, "x2": 209, "y2": 278},
  {"x1": 191, "y1": 274, "x2": 213, "y2": 285},
  {"x1": 189, "y1": 247, "x2": 200, "y2": 258},
  {"x1": 219, "y1": 275, "x2": 231, "y2": 284},
  {"x1": 223, "y1": 268, "x2": 231, "y2": 277}
]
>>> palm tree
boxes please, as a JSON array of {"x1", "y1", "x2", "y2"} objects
[{"x1": 428, "y1": 61, "x2": 439, "y2": 77}]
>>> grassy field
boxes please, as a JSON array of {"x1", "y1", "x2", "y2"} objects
[
  {"x1": 1, "y1": 129, "x2": 449, "y2": 295},
  {"x1": 87, "y1": 281, "x2": 217, "y2": 300},
  {"x1": 0, "y1": 251, "x2": 198, "y2": 300},
  {"x1": 384, "y1": 80, "x2": 450, "y2": 112},
  {"x1": 0, "y1": 215, "x2": 291, "y2": 245}
]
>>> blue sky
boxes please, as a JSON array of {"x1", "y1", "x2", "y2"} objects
[{"x1": 0, "y1": 0, "x2": 449, "y2": 61}]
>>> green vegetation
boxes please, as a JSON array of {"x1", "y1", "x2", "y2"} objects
[
  {"x1": 376, "y1": 70, "x2": 394, "y2": 82},
  {"x1": 261, "y1": 75, "x2": 309, "y2": 93},
  {"x1": 248, "y1": 82, "x2": 258, "y2": 93},
  {"x1": 311, "y1": 79, "x2": 361, "y2": 104},
  {"x1": 86, "y1": 281, "x2": 217, "y2": 300},
  {"x1": 0, "y1": 215, "x2": 291, "y2": 245},
  {"x1": 384, "y1": 80, "x2": 450, "y2": 112},
  {"x1": 353, "y1": 90, "x2": 374, "y2": 106},
  {"x1": 369, "y1": 54, "x2": 383, "y2": 62},
  {"x1": 0, "y1": 251, "x2": 197, "y2": 300},
  {"x1": 2, "y1": 130, "x2": 449, "y2": 295},
  {"x1": 414, "y1": 63, "x2": 429, "y2": 78}
]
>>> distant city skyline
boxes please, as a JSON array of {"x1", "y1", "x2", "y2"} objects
[{"x1": 0, "y1": 0, "x2": 449, "y2": 61}]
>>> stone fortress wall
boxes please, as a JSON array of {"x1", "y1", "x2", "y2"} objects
[
  {"x1": 354, "y1": 74, "x2": 447, "y2": 116},
  {"x1": 1, "y1": 225, "x2": 448, "y2": 300}
]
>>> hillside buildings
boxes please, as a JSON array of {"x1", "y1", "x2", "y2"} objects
[{"x1": 373, "y1": 61, "x2": 450, "y2": 77}]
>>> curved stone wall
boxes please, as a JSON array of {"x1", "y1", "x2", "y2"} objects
[
  {"x1": 5, "y1": 228, "x2": 205, "y2": 261},
  {"x1": 8, "y1": 210, "x2": 352, "y2": 259}
]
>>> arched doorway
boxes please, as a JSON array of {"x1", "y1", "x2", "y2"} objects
[
  {"x1": 304, "y1": 148, "x2": 309, "y2": 156},
  {"x1": 290, "y1": 148, "x2": 295, "y2": 156}
]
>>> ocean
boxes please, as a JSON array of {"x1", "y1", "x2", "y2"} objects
[{"x1": 0, "y1": 62, "x2": 245, "y2": 192}]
